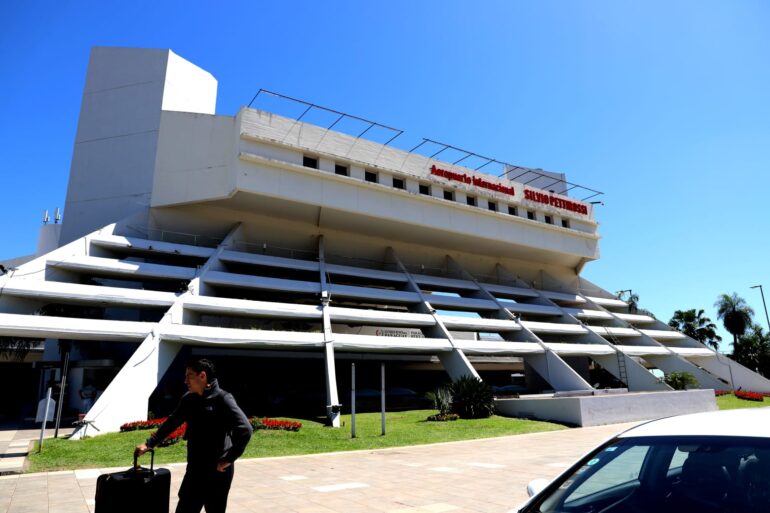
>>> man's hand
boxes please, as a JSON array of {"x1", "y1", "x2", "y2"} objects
[
  {"x1": 216, "y1": 461, "x2": 232, "y2": 472},
  {"x1": 135, "y1": 443, "x2": 150, "y2": 456}
]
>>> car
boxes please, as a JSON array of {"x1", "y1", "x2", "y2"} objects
[{"x1": 510, "y1": 407, "x2": 770, "y2": 513}]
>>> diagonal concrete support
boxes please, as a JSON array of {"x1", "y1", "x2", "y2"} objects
[
  {"x1": 388, "y1": 249, "x2": 478, "y2": 381},
  {"x1": 72, "y1": 224, "x2": 242, "y2": 438},
  {"x1": 449, "y1": 258, "x2": 592, "y2": 391},
  {"x1": 318, "y1": 236, "x2": 341, "y2": 427}
]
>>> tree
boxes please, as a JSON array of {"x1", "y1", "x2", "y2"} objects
[
  {"x1": 668, "y1": 309, "x2": 722, "y2": 350},
  {"x1": 732, "y1": 324, "x2": 770, "y2": 376},
  {"x1": 663, "y1": 371, "x2": 699, "y2": 390},
  {"x1": 715, "y1": 293, "x2": 754, "y2": 347}
]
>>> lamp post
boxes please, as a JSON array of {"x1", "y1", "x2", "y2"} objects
[{"x1": 750, "y1": 285, "x2": 770, "y2": 332}]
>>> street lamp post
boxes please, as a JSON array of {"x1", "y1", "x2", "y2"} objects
[{"x1": 750, "y1": 284, "x2": 770, "y2": 333}]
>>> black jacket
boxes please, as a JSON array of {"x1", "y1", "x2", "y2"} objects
[{"x1": 148, "y1": 379, "x2": 252, "y2": 467}]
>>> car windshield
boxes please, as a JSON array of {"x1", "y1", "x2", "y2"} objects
[{"x1": 530, "y1": 435, "x2": 770, "y2": 513}]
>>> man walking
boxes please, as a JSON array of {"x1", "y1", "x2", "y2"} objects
[{"x1": 136, "y1": 358, "x2": 252, "y2": 513}]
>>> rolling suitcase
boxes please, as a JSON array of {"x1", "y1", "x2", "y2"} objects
[{"x1": 95, "y1": 449, "x2": 170, "y2": 513}]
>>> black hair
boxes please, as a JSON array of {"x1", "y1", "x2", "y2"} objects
[{"x1": 186, "y1": 358, "x2": 216, "y2": 380}]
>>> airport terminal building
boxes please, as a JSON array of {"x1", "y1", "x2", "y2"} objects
[{"x1": 2, "y1": 47, "x2": 767, "y2": 436}]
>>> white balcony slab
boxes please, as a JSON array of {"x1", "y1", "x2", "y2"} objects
[
  {"x1": 541, "y1": 291, "x2": 587, "y2": 304},
  {"x1": 615, "y1": 312, "x2": 656, "y2": 323},
  {"x1": 481, "y1": 283, "x2": 540, "y2": 298},
  {"x1": 500, "y1": 301, "x2": 562, "y2": 316},
  {"x1": 90, "y1": 235, "x2": 216, "y2": 259},
  {"x1": 219, "y1": 250, "x2": 320, "y2": 272},
  {"x1": 521, "y1": 321, "x2": 588, "y2": 334},
  {"x1": 588, "y1": 326, "x2": 642, "y2": 338},
  {"x1": 332, "y1": 333, "x2": 452, "y2": 352},
  {"x1": 544, "y1": 342, "x2": 615, "y2": 356},
  {"x1": 329, "y1": 307, "x2": 434, "y2": 327},
  {"x1": 326, "y1": 263, "x2": 407, "y2": 283},
  {"x1": 160, "y1": 324, "x2": 325, "y2": 347},
  {"x1": 411, "y1": 273, "x2": 478, "y2": 291},
  {"x1": 439, "y1": 315, "x2": 520, "y2": 332},
  {"x1": 615, "y1": 345, "x2": 672, "y2": 356},
  {"x1": 329, "y1": 284, "x2": 420, "y2": 304},
  {"x1": 585, "y1": 296, "x2": 628, "y2": 308},
  {"x1": 0, "y1": 313, "x2": 152, "y2": 341},
  {"x1": 563, "y1": 308, "x2": 613, "y2": 320},
  {"x1": 0, "y1": 280, "x2": 177, "y2": 307},
  {"x1": 670, "y1": 347, "x2": 716, "y2": 357},
  {"x1": 183, "y1": 296, "x2": 322, "y2": 319},
  {"x1": 640, "y1": 329, "x2": 687, "y2": 340},
  {"x1": 427, "y1": 294, "x2": 499, "y2": 311},
  {"x1": 47, "y1": 256, "x2": 196, "y2": 280},
  {"x1": 453, "y1": 340, "x2": 543, "y2": 355},
  {"x1": 204, "y1": 271, "x2": 321, "y2": 294}
]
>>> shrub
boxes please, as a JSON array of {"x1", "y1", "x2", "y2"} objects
[
  {"x1": 426, "y1": 413, "x2": 459, "y2": 422},
  {"x1": 449, "y1": 376, "x2": 495, "y2": 419},
  {"x1": 425, "y1": 386, "x2": 453, "y2": 416},
  {"x1": 662, "y1": 371, "x2": 699, "y2": 390}
]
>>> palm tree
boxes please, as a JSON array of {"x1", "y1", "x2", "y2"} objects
[
  {"x1": 668, "y1": 309, "x2": 722, "y2": 350},
  {"x1": 715, "y1": 293, "x2": 755, "y2": 347}
]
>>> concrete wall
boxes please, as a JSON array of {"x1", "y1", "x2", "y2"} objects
[
  {"x1": 60, "y1": 47, "x2": 217, "y2": 245},
  {"x1": 496, "y1": 389, "x2": 718, "y2": 426}
]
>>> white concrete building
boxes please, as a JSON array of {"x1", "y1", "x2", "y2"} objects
[{"x1": 1, "y1": 47, "x2": 766, "y2": 435}]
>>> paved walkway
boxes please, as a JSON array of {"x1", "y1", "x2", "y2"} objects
[
  {"x1": 0, "y1": 422, "x2": 635, "y2": 513},
  {"x1": 0, "y1": 427, "x2": 74, "y2": 476}
]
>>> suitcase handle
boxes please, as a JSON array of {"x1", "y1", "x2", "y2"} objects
[{"x1": 133, "y1": 447, "x2": 154, "y2": 471}]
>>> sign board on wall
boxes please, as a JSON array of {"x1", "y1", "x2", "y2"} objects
[{"x1": 427, "y1": 165, "x2": 590, "y2": 219}]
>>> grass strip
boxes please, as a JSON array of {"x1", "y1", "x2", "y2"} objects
[{"x1": 28, "y1": 410, "x2": 564, "y2": 472}]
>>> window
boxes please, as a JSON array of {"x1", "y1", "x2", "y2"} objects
[
  {"x1": 488, "y1": 202, "x2": 497, "y2": 212},
  {"x1": 303, "y1": 155, "x2": 318, "y2": 169},
  {"x1": 365, "y1": 171, "x2": 378, "y2": 183},
  {"x1": 527, "y1": 210, "x2": 535, "y2": 220},
  {"x1": 466, "y1": 196, "x2": 477, "y2": 206},
  {"x1": 508, "y1": 206, "x2": 518, "y2": 216},
  {"x1": 419, "y1": 184, "x2": 430, "y2": 195},
  {"x1": 443, "y1": 190, "x2": 454, "y2": 201},
  {"x1": 562, "y1": 219, "x2": 570, "y2": 228},
  {"x1": 335, "y1": 164, "x2": 348, "y2": 176},
  {"x1": 392, "y1": 177, "x2": 405, "y2": 190},
  {"x1": 545, "y1": 215, "x2": 553, "y2": 224}
]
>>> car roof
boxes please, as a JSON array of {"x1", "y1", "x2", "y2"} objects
[{"x1": 618, "y1": 407, "x2": 770, "y2": 439}]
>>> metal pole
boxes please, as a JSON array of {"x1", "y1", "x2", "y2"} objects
[
  {"x1": 37, "y1": 387, "x2": 52, "y2": 453},
  {"x1": 752, "y1": 285, "x2": 770, "y2": 333},
  {"x1": 351, "y1": 363, "x2": 356, "y2": 439},
  {"x1": 54, "y1": 351, "x2": 70, "y2": 438},
  {"x1": 380, "y1": 363, "x2": 386, "y2": 436}
]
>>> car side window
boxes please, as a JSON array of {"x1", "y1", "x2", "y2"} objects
[
  {"x1": 564, "y1": 445, "x2": 650, "y2": 502},
  {"x1": 667, "y1": 446, "x2": 689, "y2": 473}
]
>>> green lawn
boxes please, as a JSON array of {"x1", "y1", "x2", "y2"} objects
[
  {"x1": 716, "y1": 393, "x2": 770, "y2": 410},
  {"x1": 28, "y1": 410, "x2": 565, "y2": 472}
]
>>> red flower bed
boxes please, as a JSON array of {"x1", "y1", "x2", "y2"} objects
[
  {"x1": 120, "y1": 418, "x2": 167, "y2": 432},
  {"x1": 735, "y1": 390, "x2": 765, "y2": 402},
  {"x1": 154, "y1": 423, "x2": 187, "y2": 447},
  {"x1": 714, "y1": 390, "x2": 732, "y2": 397},
  {"x1": 249, "y1": 417, "x2": 302, "y2": 432}
]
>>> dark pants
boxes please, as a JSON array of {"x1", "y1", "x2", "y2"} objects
[{"x1": 176, "y1": 463, "x2": 234, "y2": 513}]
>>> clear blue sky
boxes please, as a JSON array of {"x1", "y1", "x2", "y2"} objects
[{"x1": 2, "y1": 1, "x2": 769, "y2": 348}]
